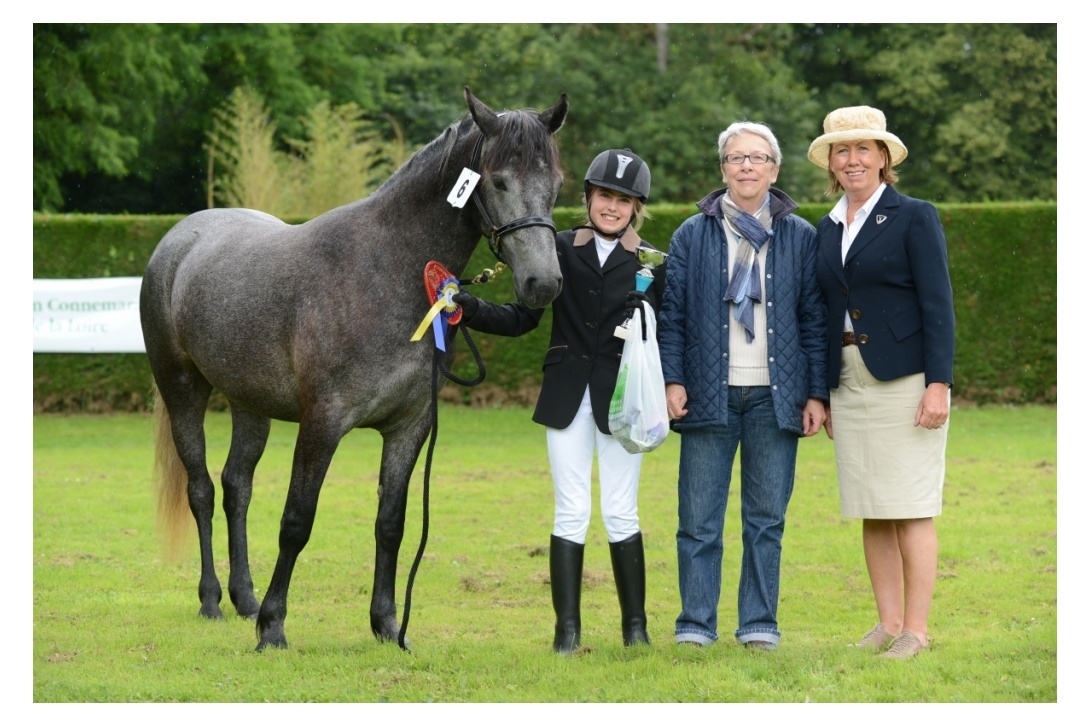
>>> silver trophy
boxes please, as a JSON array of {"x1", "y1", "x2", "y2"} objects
[{"x1": 615, "y1": 247, "x2": 668, "y2": 339}]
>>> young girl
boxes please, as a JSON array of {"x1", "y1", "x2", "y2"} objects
[{"x1": 454, "y1": 149, "x2": 666, "y2": 653}]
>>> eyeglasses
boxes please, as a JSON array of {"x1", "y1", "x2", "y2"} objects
[{"x1": 722, "y1": 153, "x2": 773, "y2": 165}]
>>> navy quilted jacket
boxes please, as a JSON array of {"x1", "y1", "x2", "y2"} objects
[{"x1": 658, "y1": 187, "x2": 828, "y2": 435}]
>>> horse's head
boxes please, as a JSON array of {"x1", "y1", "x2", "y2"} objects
[{"x1": 465, "y1": 87, "x2": 567, "y2": 309}]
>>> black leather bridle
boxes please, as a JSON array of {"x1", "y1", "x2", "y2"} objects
[{"x1": 465, "y1": 133, "x2": 557, "y2": 264}]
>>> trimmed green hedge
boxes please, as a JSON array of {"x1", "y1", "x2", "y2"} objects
[{"x1": 33, "y1": 202, "x2": 1056, "y2": 412}]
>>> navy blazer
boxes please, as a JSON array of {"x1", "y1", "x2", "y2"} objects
[
  {"x1": 815, "y1": 185, "x2": 955, "y2": 390},
  {"x1": 461, "y1": 226, "x2": 667, "y2": 433}
]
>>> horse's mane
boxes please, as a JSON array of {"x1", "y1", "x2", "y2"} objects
[
  {"x1": 374, "y1": 106, "x2": 564, "y2": 199},
  {"x1": 434, "y1": 118, "x2": 470, "y2": 181}
]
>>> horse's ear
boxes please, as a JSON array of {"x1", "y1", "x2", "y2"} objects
[
  {"x1": 465, "y1": 86, "x2": 502, "y2": 137},
  {"x1": 539, "y1": 93, "x2": 569, "y2": 135}
]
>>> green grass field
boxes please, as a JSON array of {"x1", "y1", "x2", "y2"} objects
[{"x1": 32, "y1": 404, "x2": 1057, "y2": 703}]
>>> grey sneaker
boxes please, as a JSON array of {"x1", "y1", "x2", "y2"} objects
[
  {"x1": 880, "y1": 631, "x2": 928, "y2": 659},
  {"x1": 744, "y1": 640, "x2": 776, "y2": 651},
  {"x1": 855, "y1": 624, "x2": 898, "y2": 650}
]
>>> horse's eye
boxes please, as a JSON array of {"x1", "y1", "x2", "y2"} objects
[{"x1": 492, "y1": 178, "x2": 508, "y2": 192}]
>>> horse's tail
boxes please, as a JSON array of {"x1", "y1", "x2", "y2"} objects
[{"x1": 152, "y1": 385, "x2": 191, "y2": 561}]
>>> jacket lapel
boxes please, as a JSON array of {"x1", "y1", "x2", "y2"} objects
[
  {"x1": 820, "y1": 218, "x2": 848, "y2": 284},
  {"x1": 601, "y1": 227, "x2": 641, "y2": 275},
  {"x1": 573, "y1": 226, "x2": 641, "y2": 277},
  {"x1": 572, "y1": 228, "x2": 604, "y2": 277},
  {"x1": 845, "y1": 186, "x2": 901, "y2": 266}
]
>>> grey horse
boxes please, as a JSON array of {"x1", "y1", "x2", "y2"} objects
[{"x1": 140, "y1": 87, "x2": 568, "y2": 650}]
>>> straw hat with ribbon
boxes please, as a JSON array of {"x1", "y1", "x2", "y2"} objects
[{"x1": 807, "y1": 106, "x2": 908, "y2": 169}]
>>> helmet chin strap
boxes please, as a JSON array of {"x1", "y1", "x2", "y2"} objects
[{"x1": 593, "y1": 224, "x2": 626, "y2": 241}]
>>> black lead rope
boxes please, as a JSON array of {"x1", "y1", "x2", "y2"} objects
[
  {"x1": 397, "y1": 323, "x2": 486, "y2": 651},
  {"x1": 396, "y1": 127, "x2": 555, "y2": 651}
]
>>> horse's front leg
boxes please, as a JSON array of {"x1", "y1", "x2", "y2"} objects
[
  {"x1": 221, "y1": 406, "x2": 271, "y2": 619},
  {"x1": 255, "y1": 417, "x2": 342, "y2": 650},
  {"x1": 371, "y1": 414, "x2": 432, "y2": 644}
]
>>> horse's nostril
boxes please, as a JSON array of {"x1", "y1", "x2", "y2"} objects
[
  {"x1": 527, "y1": 276, "x2": 563, "y2": 295},
  {"x1": 517, "y1": 275, "x2": 563, "y2": 309}
]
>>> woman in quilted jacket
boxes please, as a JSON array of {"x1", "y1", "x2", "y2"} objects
[{"x1": 658, "y1": 121, "x2": 828, "y2": 651}]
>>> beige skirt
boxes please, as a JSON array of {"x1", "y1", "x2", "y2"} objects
[{"x1": 830, "y1": 345, "x2": 947, "y2": 519}]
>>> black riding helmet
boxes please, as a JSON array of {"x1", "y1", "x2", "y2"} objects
[{"x1": 584, "y1": 149, "x2": 651, "y2": 203}]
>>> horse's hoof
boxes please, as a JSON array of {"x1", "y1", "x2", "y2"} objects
[
  {"x1": 372, "y1": 627, "x2": 405, "y2": 645},
  {"x1": 371, "y1": 614, "x2": 402, "y2": 644},
  {"x1": 256, "y1": 627, "x2": 288, "y2": 650},
  {"x1": 257, "y1": 619, "x2": 288, "y2": 650},
  {"x1": 372, "y1": 631, "x2": 410, "y2": 649},
  {"x1": 230, "y1": 587, "x2": 261, "y2": 618},
  {"x1": 199, "y1": 604, "x2": 225, "y2": 619},
  {"x1": 235, "y1": 598, "x2": 260, "y2": 620},
  {"x1": 255, "y1": 636, "x2": 288, "y2": 651}
]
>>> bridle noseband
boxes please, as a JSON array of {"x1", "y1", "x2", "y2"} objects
[{"x1": 466, "y1": 133, "x2": 556, "y2": 264}]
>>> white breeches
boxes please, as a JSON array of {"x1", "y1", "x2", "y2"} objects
[{"x1": 546, "y1": 387, "x2": 643, "y2": 544}]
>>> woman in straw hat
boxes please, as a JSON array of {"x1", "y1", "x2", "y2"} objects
[{"x1": 807, "y1": 107, "x2": 955, "y2": 659}]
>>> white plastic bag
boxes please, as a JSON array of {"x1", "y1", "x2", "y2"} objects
[{"x1": 608, "y1": 301, "x2": 670, "y2": 454}]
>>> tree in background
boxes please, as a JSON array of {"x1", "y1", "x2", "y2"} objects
[
  {"x1": 582, "y1": 23, "x2": 825, "y2": 207},
  {"x1": 33, "y1": 23, "x2": 1056, "y2": 213},
  {"x1": 34, "y1": 23, "x2": 403, "y2": 213},
  {"x1": 376, "y1": 23, "x2": 823, "y2": 209},
  {"x1": 33, "y1": 23, "x2": 203, "y2": 212},
  {"x1": 786, "y1": 23, "x2": 1056, "y2": 202}
]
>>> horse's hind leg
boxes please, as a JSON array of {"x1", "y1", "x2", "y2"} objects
[
  {"x1": 158, "y1": 372, "x2": 224, "y2": 619},
  {"x1": 221, "y1": 405, "x2": 271, "y2": 619}
]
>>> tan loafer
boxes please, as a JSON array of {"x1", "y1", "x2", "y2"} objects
[
  {"x1": 880, "y1": 631, "x2": 928, "y2": 659},
  {"x1": 855, "y1": 624, "x2": 898, "y2": 650}
]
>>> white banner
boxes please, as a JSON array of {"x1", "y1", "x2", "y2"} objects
[{"x1": 33, "y1": 277, "x2": 145, "y2": 353}]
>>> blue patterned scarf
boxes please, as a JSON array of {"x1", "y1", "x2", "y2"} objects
[{"x1": 721, "y1": 193, "x2": 773, "y2": 343}]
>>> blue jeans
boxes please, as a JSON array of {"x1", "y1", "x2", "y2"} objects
[{"x1": 674, "y1": 386, "x2": 799, "y2": 646}]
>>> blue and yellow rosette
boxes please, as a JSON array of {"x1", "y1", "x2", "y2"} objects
[{"x1": 410, "y1": 261, "x2": 464, "y2": 350}]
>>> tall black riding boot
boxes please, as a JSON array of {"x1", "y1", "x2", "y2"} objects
[
  {"x1": 550, "y1": 535, "x2": 584, "y2": 654},
  {"x1": 609, "y1": 531, "x2": 650, "y2": 646}
]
